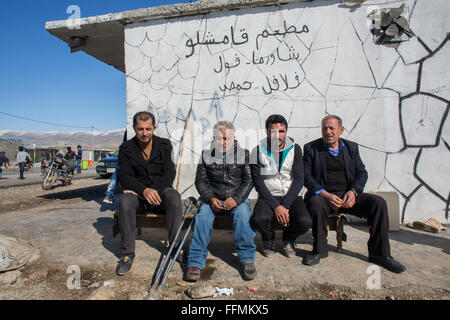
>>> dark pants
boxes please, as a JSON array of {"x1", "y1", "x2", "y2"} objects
[
  {"x1": 251, "y1": 196, "x2": 312, "y2": 243},
  {"x1": 118, "y1": 187, "x2": 183, "y2": 255},
  {"x1": 19, "y1": 162, "x2": 25, "y2": 179},
  {"x1": 306, "y1": 192, "x2": 391, "y2": 257}
]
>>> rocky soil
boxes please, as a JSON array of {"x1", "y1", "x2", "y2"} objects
[{"x1": 0, "y1": 178, "x2": 449, "y2": 301}]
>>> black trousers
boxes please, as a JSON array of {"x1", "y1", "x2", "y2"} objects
[
  {"x1": 250, "y1": 196, "x2": 312, "y2": 243},
  {"x1": 118, "y1": 187, "x2": 183, "y2": 255},
  {"x1": 305, "y1": 192, "x2": 391, "y2": 257}
]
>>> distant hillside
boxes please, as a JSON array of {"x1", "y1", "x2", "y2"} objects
[{"x1": 0, "y1": 129, "x2": 126, "y2": 150}]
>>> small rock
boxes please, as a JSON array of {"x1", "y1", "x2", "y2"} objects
[
  {"x1": 88, "y1": 282, "x2": 101, "y2": 289},
  {"x1": 103, "y1": 279, "x2": 118, "y2": 288},
  {"x1": 0, "y1": 270, "x2": 22, "y2": 285},
  {"x1": 144, "y1": 288, "x2": 162, "y2": 300},
  {"x1": 87, "y1": 286, "x2": 116, "y2": 300},
  {"x1": 28, "y1": 270, "x2": 48, "y2": 281},
  {"x1": 28, "y1": 250, "x2": 41, "y2": 264},
  {"x1": 187, "y1": 282, "x2": 216, "y2": 299}
]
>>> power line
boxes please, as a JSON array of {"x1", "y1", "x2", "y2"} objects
[{"x1": 0, "y1": 110, "x2": 106, "y2": 132}]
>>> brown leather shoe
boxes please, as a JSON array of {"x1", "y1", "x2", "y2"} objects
[
  {"x1": 242, "y1": 263, "x2": 257, "y2": 280},
  {"x1": 185, "y1": 266, "x2": 201, "y2": 282}
]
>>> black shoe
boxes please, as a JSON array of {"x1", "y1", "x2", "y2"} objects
[
  {"x1": 302, "y1": 250, "x2": 328, "y2": 266},
  {"x1": 262, "y1": 240, "x2": 276, "y2": 257},
  {"x1": 369, "y1": 255, "x2": 406, "y2": 273},
  {"x1": 116, "y1": 253, "x2": 135, "y2": 276}
]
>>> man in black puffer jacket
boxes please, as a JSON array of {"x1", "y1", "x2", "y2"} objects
[
  {"x1": 185, "y1": 121, "x2": 256, "y2": 282},
  {"x1": 116, "y1": 111, "x2": 182, "y2": 276}
]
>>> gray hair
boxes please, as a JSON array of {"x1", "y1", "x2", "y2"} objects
[{"x1": 213, "y1": 121, "x2": 235, "y2": 132}]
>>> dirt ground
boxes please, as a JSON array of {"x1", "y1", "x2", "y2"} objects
[
  {"x1": 0, "y1": 177, "x2": 108, "y2": 214},
  {"x1": 0, "y1": 178, "x2": 449, "y2": 300}
]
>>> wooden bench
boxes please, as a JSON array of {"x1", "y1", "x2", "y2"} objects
[{"x1": 112, "y1": 208, "x2": 348, "y2": 253}]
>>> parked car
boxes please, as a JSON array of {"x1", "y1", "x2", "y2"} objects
[{"x1": 96, "y1": 150, "x2": 118, "y2": 178}]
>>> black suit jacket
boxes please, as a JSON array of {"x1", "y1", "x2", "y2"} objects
[
  {"x1": 303, "y1": 138, "x2": 368, "y2": 198},
  {"x1": 118, "y1": 135, "x2": 176, "y2": 197}
]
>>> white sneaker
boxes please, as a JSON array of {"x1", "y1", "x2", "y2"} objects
[{"x1": 103, "y1": 196, "x2": 114, "y2": 204}]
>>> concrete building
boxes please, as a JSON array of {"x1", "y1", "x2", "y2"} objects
[{"x1": 46, "y1": 0, "x2": 449, "y2": 224}]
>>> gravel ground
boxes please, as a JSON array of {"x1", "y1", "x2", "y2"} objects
[{"x1": 0, "y1": 179, "x2": 449, "y2": 301}]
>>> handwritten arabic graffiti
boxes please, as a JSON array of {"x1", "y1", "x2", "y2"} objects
[
  {"x1": 184, "y1": 20, "x2": 310, "y2": 95},
  {"x1": 185, "y1": 26, "x2": 249, "y2": 58}
]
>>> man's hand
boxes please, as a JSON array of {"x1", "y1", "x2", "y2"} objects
[
  {"x1": 123, "y1": 189, "x2": 139, "y2": 197},
  {"x1": 143, "y1": 188, "x2": 162, "y2": 206},
  {"x1": 274, "y1": 205, "x2": 290, "y2": 226},
  {"x1": 342, "y1": 191, "x2": 356, "y2": 209},
  {"x1": 223, "y1": 197, "x2": 237, "y2": 211},
  {"x1": 210, "y1": 198, "x2": 224, "y2": 213},
  {"x1": 320, "y1": 191, "x2": 344, "y2": 211}
]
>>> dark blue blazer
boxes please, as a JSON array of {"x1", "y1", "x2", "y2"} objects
[{"x1": 303, "y1": 138, "x2": 368, "y2": 198}]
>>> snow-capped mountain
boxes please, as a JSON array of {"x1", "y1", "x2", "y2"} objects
[{"x1": 0, "y1": 129, "x2": 126, "y2": 150}]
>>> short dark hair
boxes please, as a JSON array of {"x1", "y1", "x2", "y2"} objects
[
  {"x1": 18, "y1": 146, "x2": 24, "y2": 151},
  {"x1": 77, "y1": 145, "x2": 81, "y2": 149},
  {"x1": 67, "y1": 146, "x2": 72, "y2": 152},
  {"x1": 265, "y1": 114, "x2": 288, "y2": 130},
  {"x1": 133, "y1": 111, "x2": 156, "y2": 127}
]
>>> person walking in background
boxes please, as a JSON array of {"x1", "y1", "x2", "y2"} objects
[
  {"x1": 16, "y1": 146, "x2": 30, "y2": 180},
  {"x1": 0, "y1": 152, "x2": 10, "y2": 179},
  {"x1": 65, "y1": 146, "x2": 77, "y2": 176},
  {"x1": 76, "y1": 145, "x2": 83, "y2": 174}
]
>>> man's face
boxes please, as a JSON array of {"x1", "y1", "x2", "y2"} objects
[
  {"x1": 214, "y1": 129, "x2": 234, "y2": 153},
  {"x1": 134, "y1": 118, "x2": 156, "y2": 145},
  {"x1": 321, "y1": 118, "x2": 344, "y2": 148},
  {"x1": 267, "y1": 123, "x2": 287, "y2": 151}
]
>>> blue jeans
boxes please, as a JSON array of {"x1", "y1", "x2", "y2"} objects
[
  {"x1": 76, "y1": 160, "x2": 82, "y2": 174},
  {"x1": 105, "y1": 165, "x2": 119, "y2": 198},
  {"x1": 187, "y1": 199, "x2": 256, "y2": 269},
  {"x1": 19, "y1": 162, "x2": 25, "y2": 179}
]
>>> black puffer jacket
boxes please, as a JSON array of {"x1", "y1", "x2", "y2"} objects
[
  {"x1": 195, "y1": 141, "x2": 253, "y2": 205},
  {"x1": 118, "y1": 135, "x2": 176, "y2": 196}
]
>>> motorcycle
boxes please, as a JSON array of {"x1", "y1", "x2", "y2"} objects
[
  {"x1": 42, "y1": 154, "x2": 76, "y2": 190},
  {"x1": 40, "y1": 159, "x2": 50, "y2": 176}
]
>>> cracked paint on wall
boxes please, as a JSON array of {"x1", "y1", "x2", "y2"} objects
[{"x1": 124, "y1": 0, "x2": 450, "y2": 223}]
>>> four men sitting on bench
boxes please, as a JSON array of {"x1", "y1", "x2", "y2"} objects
[{"x1": 116, "y1": 111, "x2": 406, "y2": 278}]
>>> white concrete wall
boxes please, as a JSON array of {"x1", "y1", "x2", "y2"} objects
[{"x1": 124, "y1": 0, "x2": 449, "y2": 223}]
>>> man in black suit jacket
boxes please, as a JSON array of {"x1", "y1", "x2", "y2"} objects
[
  {"x1": 302, "y1": 115, "x2": 405, "y2": 273},
  {"x1": 116, "y1": 111, "x2": 182, "y2": 275}
]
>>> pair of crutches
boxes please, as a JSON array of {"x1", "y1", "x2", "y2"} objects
[{"x1": 150, "y1": 196, "x2": 200, "y2": 290}]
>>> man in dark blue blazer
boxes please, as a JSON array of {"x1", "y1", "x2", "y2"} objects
[{"x1": 302, "y1": 115, "x2": 405, "y2": 273}]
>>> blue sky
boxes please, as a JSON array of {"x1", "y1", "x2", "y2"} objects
[{"x1": 0, "y1": 0, "x2": 193, "y2": 132}]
